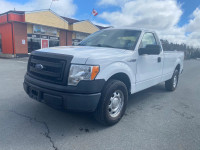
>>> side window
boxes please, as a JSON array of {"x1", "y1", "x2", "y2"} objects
[{"x1": 140, "y1": 33, "x2": 157, "y2": 48}]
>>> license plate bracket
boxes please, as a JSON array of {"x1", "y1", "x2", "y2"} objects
[{"x1": 29, "y1": 87, "x2": 40, "y2": 101}]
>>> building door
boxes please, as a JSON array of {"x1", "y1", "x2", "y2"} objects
[
  {"x1": 0, "y1": 34, "x2": 2, "y2": 52},
  {"x1": 41, "y1": 39, "x2": 49, "y2": 49}
]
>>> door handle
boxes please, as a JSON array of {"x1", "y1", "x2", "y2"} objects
[{"x1": 157, "y1": 57, "x2": 161, "y2": 63}]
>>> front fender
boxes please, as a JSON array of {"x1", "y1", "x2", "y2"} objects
[{"x1": 96, "y1": 61, "x2": 136, "y2": 92}]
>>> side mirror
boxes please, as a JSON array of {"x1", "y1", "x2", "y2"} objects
[{"x1": 139, "y1": 45, "x2": 161, "y2": 55}]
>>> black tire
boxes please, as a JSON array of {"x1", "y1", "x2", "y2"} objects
[
  {"x1": 94, "y1": 79, "x2": 128, "y2": 126},
  {"x1": 165, "y1": 69, "x2": 179, "y2": 91}
]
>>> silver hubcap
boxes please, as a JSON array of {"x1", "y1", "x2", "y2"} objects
[
  {"x1": 108, "y1": 90, "x2": 124, "y2": 118},
  {"x1": 173, "y1": 75, "x2": 177, "y2": 88}
]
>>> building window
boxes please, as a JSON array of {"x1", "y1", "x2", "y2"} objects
[
  {"x1": 72, "y1": 32, "x2": 90, "y2": 45},
  {"x1": 28, "y1": 38, "x2": 41, "y2": 53},
  {"x1": 33, "y1": 25, "x2": 57, "y2": 36},
  {"x1": 49, "y1": 40, "x2": 59, "y2": 47},
  {"x1": 49, "y1": 36, "x2": 60, "y2": 47},
  {"x1": 0, "y1": 34, "x2": 2, "y2": 52},
  {"x1": 27, "y1": 34, "x2": 60, "y2": 52}
]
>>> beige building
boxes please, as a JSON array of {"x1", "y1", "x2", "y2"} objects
[{"x1": 0, "y1": 9, "x2": 108, "y2": 56}]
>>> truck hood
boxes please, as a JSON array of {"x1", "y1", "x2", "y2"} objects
[{"x1": 36, "y1": 46, "x2": 129, "y2": 64}]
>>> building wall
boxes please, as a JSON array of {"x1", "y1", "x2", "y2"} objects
[
  {"x1": 59, "y1": 30, "x2": 72, "y2": 46},
  {"x1": 66, "y1": 31, "x2": 72, "y2": 46},
  {"x1": 27, "y1": 24, "x2": 33, "y2": 33},
  {"x1": 72, "y1": 32, "x2": 76, "y2": 39},
  {"x1": 73, "y1": 21, "x2": 99, "y2": 34},
  {"x1": 25, "y1": 11, "x2": 69, "y2": 30},
  {"x1": 8, "y1": 13, "x2": 25, "y2": 22},
  {"x1": 13, "y1": 22, "x2": 28, "y2": 54},
  {"x1": 60, "y1": 30, "x2": 66, "y2": 46},
  {"x1": 0, "y1": 14, "x2": 7, "y2": 24},
  {"x1": 0, "y1": 23, "x2": 14, "y2": 54},
  {"x1": 0, "y1": 13, "x2": 25, "y2": 24}
]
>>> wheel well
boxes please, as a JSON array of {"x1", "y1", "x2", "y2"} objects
[
  {"x1": 175, "y1": 64, "x2": 181, "y2": 73},
  {"x1": 108, "y1": 73, "x2": 131, "y2": 94}
]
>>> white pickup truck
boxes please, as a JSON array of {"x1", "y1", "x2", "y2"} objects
[{"x1": 24, "y1": 28, "x2": 184, "y2": 125}]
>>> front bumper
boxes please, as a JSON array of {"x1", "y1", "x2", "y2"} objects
[{"x1": 24, "y1": 76, "x2": 105, "y2": 112}]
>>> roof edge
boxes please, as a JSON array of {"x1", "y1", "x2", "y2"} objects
[{"x1": 25, "y1": 9, "x2": 69, "y2": 24}]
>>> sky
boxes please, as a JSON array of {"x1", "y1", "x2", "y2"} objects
[{"x1": 0, "y1": 0, "x2": 200, "y2": 47}]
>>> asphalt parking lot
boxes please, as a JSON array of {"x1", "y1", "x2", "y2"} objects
[{"x1": 0, "y1": 58, "x2": 200, "y2": 150}]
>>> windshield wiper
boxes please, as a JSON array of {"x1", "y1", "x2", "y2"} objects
[{"x1": 90, "y1": 44, "x2": 114, "y2": 48}]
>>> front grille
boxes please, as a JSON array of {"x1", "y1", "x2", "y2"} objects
[{"x1": 27, "y1": 52, "x2": 73, "y2": 85}]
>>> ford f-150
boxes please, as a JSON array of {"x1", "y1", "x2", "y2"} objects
[{"x1": 23, "y1": 28, "x2": 184, "y2": 125}]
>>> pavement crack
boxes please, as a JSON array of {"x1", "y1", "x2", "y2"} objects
[
  {"x1": 151, "y1": 105, "x2": 163, "y2": 110},
  {"x1": 9, "y1": 110, "x2": 58, "y2": 150},
  {"x1": 172, "y1": 109, "x2": 194, "y2": 119}
]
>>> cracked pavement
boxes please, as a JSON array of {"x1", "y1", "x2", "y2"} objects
[
  {"x1": 7, "y1": 110, "x2": 58, "y2": 150},
  {"x1": 0, "y1": 58, "x2": 200, "y2": 150}
]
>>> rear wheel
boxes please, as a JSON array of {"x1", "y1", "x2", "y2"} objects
[
  {"x1": 94, "y1": 79, "x2": 128, "y2": 126},
  {"x1": 165, "y1": 69, "x2": 179, "y2": 91}
]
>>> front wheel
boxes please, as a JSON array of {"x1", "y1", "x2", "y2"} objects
[
  {"x1": 94, "y1": 79, "x2": 128, "y2": 126},
  {"x1": 165, "y1": 69, "x2": 179, "y2": 91}
]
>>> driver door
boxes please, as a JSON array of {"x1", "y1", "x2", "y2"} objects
[{"x1": 136, "y1": 32, "x2": 162, "y2": 91}]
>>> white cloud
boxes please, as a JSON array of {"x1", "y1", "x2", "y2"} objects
[
  {"x1": 99, "y1": 0, "x2": 182, "y2": 32},
  {"x1": 98, "y1": 0, "x2": 131, "y2": 6},
  {"x1": 0, "y1": 0, "x2": 77, "y2": 17},
  {"x1": 186, "y1": 8, "x2": 200, "y2": 32},
  {"x1": 184, "y1": 8, "x2": 200, "y2": 47},
  {"x1": 98, "y1": 0, "x2": 200, "y2": 47}
]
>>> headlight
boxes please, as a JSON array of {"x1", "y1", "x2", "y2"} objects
[{"x1": 68, "y1": 64, "x2": 99, "y2": 86}]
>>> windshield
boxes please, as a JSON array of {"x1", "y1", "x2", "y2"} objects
[{"x1": 78, "y1": 29, "x2": 141, "y2": 50}]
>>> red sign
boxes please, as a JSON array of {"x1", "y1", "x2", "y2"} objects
[{"x1": 41, "y1": 39, "x2": 49, "y2": 49}]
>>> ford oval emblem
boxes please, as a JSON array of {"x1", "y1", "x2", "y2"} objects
[{"x1": 35, "y1": 64, "x2": 44, "y2": 70}]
